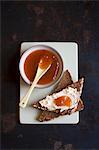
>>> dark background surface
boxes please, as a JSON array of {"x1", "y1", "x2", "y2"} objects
[{"x1": 1, "y1": 1, "x2": 99, "y2": 150}]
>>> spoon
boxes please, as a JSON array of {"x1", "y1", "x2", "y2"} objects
[{"x1": 19, "y1": 55, "x2": 52, "y2": 108}]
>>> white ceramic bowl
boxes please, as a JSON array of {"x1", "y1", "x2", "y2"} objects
[{"x1": 19, "y1": 45, "x2": 63, "y2": 88}]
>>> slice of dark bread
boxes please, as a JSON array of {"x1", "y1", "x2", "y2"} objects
[
  {"x1": 54, "y1": 70, "x2": 73, "y2": 93},
  {"x1": 38, "y1": 99, "x2": 84, "y2": 122},
  {"x1": 32, "y1": 78, "x2": 84, "y2": 112},
  {"x1": 32, "y1": 70, "x2": 84, "y2": 121},
  {"x1": 38, "y1": 77, "x2": 84, "y2": 121}
]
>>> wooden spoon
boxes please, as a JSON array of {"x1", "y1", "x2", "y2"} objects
[{"x1": 19, "y1": 55, "x2": 52, "y2": 108}]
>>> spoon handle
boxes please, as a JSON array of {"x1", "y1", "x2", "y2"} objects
[
  {"x1": 19, "y1": 79, "x2": 37, "y2": 108},
  {"x1": 19, "y1": 64, "x2": 51, "y2": 108},
  {"x1": 19, "y1": 68, "x2": 43, "y2": 108}
]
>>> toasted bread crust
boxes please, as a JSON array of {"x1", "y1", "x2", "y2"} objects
[{"x1": 38, "y1": 111, "x2": 59, "y2": 122}]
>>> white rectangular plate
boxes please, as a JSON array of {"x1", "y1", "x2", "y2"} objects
[{"x1": 20, "y1": 42, "x2": 79, "y2": 124}]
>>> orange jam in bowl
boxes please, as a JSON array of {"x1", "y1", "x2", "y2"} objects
[{"x1": 19, "y1": 45, "x2": 63, "y2": 88}]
